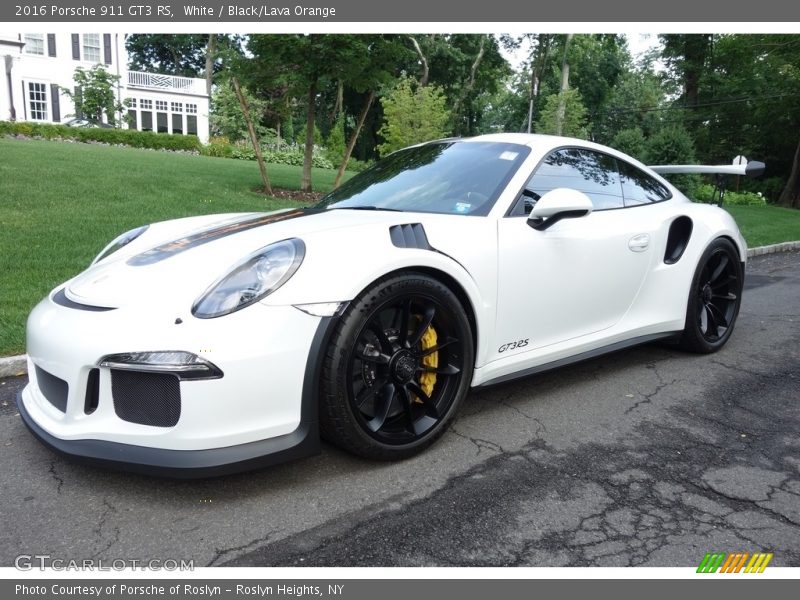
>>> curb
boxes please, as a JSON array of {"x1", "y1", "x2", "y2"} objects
[
  {"x1": 1, "y1": 241, "x2": 798, "y2": 379},
  {"x1": 0, "y1": 354, "x2": 27, "y2": 378},
  {"x1": 746, "y1": 240, "x2": 800, "y2": 258}
]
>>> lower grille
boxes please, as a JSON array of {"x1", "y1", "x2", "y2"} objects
[
  {"x1": 111, "y1": 370, "x2": 181, "y2": 427},
  {"x1": 35, "y1": 366, "x2": 68, "y2": 412}
]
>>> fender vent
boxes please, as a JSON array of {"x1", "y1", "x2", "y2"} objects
[
  {"x1": 390, "y1": 223, "x2": 431, "y2": 250},
  {"x1": 665, "y1": 216, "x2": 693, "y2": 264}
]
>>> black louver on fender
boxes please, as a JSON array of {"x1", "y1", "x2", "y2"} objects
[{"x1": 389, "y1": 223, "x2": 432, "y2": 250}]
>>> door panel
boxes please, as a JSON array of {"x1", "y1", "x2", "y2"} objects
[{"x1": 493, "y1": 208, "x2": 656, "y2": 360}]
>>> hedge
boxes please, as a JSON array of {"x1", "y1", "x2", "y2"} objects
[
  {"x1": 692, "y1": 183, "x2": 767, "y2": 207},
  {"x1": 0, "y1": 120, "x2": 201, "y2": 152}
]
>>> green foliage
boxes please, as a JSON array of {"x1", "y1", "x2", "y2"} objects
[
  {"x1": 224, "y1": 141, "x2": 335, "y2": 169},
  {"x1": 378, "y1": 77, "x2": 451, "y2": 156},
  {"x1": 60, "y1": 65, "x2": 123, "y2": 125},
  {"x1": 611, "y1": 127, "x2": 648, "y2": 162},
  {"x1": 644, "y1": 125, "x2": 701, "y2": 196},
  {"x1": 535, "y1": 88, "x2": 590, "y2": 139},
  {"x1": 325, "y1": 115, "x2": 347, "y2": 164},
  {"x1": 0, "y1": 120, "x2": 200, "y2": 151},
  {"x1": 295, "y1": 123, "x2": 323, "y2": 148},
  {"x1": 692, "y1": 184, "x2": 767, "y2": 206},
  {"x1": 126, "y1": 34, "x2": 210, "y2": 77},
  {"x1": 200, "y1": 136, "x2": 234, "y2": 157},
  {"x1": 210, "y1": 82, "x2": 274, "y2": 143}
]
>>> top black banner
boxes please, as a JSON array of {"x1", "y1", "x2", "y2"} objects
[{"x1": 5, "y1": 0, "x2": 800, "y2": 22}]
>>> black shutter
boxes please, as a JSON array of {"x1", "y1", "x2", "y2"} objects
[
  {"x1": 71, "y1": 34, "x2": 80, "y2": 60},
  {"x1": 74, "y1": 86, "x2": 83, "y2": 119},
  {"x1": 103, "y1": 34, "x2": 112, "y2": 64},
  {"x1": 47, "y1": 34, "x2": 56, "y2": 57},
  {"x1": 50, "y1": 84, "x2": 61, "y2": 122}
]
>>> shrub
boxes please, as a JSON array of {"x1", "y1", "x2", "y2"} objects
[
  {"x1": 200, "y1": 136, "x2": 234, "y2": 157},
  {"x1": 692, "y1": 183, "x2": 767, "y2": 206},
  {"x1": 0, "y1": 120, "x2": 201, "y2": 152}
]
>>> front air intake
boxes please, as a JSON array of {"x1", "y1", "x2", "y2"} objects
[
  {"x1": 35, "y1": 366, "x2": 69, "y2": 413},
  {"x1": 111, "y1": 370, "x2": 181, "y2": 427}
]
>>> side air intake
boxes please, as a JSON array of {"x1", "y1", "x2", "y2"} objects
[
  {"x1": 665, "y1": 216, "x2": 693, "y2": 264},
  {"x1": 389, "y1": 223, "x2": 432, "y2": 250}
]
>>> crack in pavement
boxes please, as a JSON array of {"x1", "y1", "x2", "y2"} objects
[{"x1": 221, "y1": 355, "x2": 800, "y2": 567}]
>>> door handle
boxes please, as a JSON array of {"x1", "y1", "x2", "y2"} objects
[{"x1": 628, "y1": 233, "x2": 650, "y2": 252}]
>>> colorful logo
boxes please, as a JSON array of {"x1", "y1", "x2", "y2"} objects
[{"x1": 697, "y1": 552, "x2": 773, "y2": 573}]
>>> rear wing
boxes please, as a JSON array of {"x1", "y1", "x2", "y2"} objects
[{"x1": 649, "y1": 161, "x2": 765, "y2": 178}]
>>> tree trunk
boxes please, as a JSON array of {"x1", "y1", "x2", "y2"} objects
[
  {"x1": 232, "y1": 77, "x2": 272, "y2": 196},
  {"x1": 329, "y1": 79, "x2": 343, "y2": 124},
  {"x1": 205, "y1": 34, "x2": 216, "y2": 98},
  {"x1": 452, "y1": 36, "x2": 486, "y2": 136},
  {"x1": 555, "y1": 33, "x2": 573, "y2": 137},
  {"x1": 409, "y1": 37, "x2": 429, "y2": 87},
  {"x1": 526, "y1": 34, "x2": 551, "y2": 133},
  {"x1": 334, "y1": 90, "x2": 375, "y2": 189},
  {"x1": 301, "y1": 78, "x2": 318, "y2": 193},
  {"x1": 779, "y1": 133, "x2": 800, "y2": 208}
]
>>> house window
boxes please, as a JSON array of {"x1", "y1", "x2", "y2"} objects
[
  {"x1": 141, "y1": 111, "x2": 153, "y2": 131},
  {"x1": 155, "y1": 100, "x2": 168, "y2": 111},
  {"x1": 82, "y1": 34, "x2": 101, "y2": 63},
  {"x1": 28, "y1": 82, "x2": 48, "y2": 121},
  {"x1": 171, "y1": 113, "x2": 183, "y2": 134},
  {"x1": 24, "y1": 34, "x2": 45, "y2": 56},
  {"x1": 171, "y1": 102, "x2": 183, "y2": 113},
  {"x1": 157, "y1": 112, "x2": 168, "y2": 133},
  {"x1": 187, "y1": 115, "x2": 197, "y2": 135},
  {"x1": 140, "y1": 99, "x2": 152, "y2": 110},
  {"x1": 186, "y1": 104, "x2": 197, "y2": 114},
  {"x1": 127, "y1": 98, "x2": 137, "y2": 108}
]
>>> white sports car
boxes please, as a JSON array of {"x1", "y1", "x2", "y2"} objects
[{"x1": 18, "y1": 134, "x2": 761, "y2": 477}]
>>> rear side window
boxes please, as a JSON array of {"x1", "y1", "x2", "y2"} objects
[
  {"x1": 524, "y1": 148, "x2": 624, "y2": 210},
  {"x1": 618, "y1": 160, "x2": 672, "y2": 206}
]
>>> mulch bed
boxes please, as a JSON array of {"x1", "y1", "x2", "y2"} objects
[{"x1": 252, "y1": 187, "x2": 326, "y2": 202}]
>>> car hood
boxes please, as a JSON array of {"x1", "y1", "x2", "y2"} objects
[{"x1": 64, "y1": 208, "x2": 434, "y2": 310}]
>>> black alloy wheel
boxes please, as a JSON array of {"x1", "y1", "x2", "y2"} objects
[
  {"x1": 679, "y1": 238, "x2": 743, "y2": 353},
  {"x1": 320, "y1": 273, "x2": 473, "y2": 460}
]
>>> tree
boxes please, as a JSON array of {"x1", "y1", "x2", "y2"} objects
[
  {"x1": 535, "y1": 88, "x2": 590, "y2": 139},
  {"x1": 125, "y1": 34, "x2": 209, "y2": 76},
  {"x1": 377, "y1": 76, "x2": 451, "y2": 156},
  {"x1": 611, "y1": 127, "x2": 648, "y2": 162},
  {"x1": 61, "y1": 65, "x2": 123, "y2": 125},
  {"x1": 209, "y1": 82, "x2": 273, "y2": 143},
  {"x1": 645, "y1": 125, "x2": 700, "y2": 195}
]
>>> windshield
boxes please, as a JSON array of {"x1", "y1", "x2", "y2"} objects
[{"x1": 317, "y1": 141, "x2": 531, "y2": 216}]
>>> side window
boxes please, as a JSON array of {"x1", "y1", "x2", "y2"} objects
[
  {"x1": 619, "y1": 160, "x2": 672, "y2": 206},
  {"x1": 521, "y1": 148, "x2": 624, "y2": 212}
]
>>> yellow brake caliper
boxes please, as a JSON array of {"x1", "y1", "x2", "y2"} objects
[{"x1": 418, "y1": 324, "x2": 438, "y2": 402}]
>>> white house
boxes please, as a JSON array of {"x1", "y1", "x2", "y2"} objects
[{"x1": 0, "y1": 33, "x2": 210, "y2": 143}]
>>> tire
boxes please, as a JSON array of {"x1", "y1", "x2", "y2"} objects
[
  {"x1": 678, "y1": 237, "x2": 743, "y2": 353},
  {"x1": 319, "y1": 272, "x2": 474, "y2": 460}
]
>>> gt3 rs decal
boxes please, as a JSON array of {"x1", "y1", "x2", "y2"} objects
[
  {"x1": 128, "y1": 209, "x2": 314, "y2": 266},
  {"x1": 498, "y1": 339, "x2": 529, "y2": 353}
]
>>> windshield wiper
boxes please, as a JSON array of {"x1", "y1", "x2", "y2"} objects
[{"x1": 331, "y1": 206, "x2": 403, "y2": 212}]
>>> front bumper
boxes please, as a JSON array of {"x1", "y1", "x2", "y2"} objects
[
  {"x1": 17, "y1": 391, "x2": 319, "y2": 478},
  {"x1": 19, "y1": 289, "x2": 337, "y2": 476}
]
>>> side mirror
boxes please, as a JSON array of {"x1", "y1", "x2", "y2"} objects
[{"x1": 527, "y1": 188, "x2": 593, "y2": 231}]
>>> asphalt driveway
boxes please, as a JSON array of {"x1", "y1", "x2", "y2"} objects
[{"x1": 1, "y1": 251, "x2": 798, "y2": 567}]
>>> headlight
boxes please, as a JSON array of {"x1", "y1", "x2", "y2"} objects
[
  {"x1": 92, "y1": 225, "x2": 149, "y2": 265},
  {"x1": 192, "y1": 238, "x2": 305, "y2": 319}
]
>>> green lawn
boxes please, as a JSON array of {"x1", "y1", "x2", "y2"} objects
[
  {"x1": 1, "y1": 137, "x2": 799, "y2": 357},
  {"x1": 725, "y1": 205, "x2": 800, "y2": 248},
  {"x1": 0, "y1": 137, "x2": 348, "y2": 356}
]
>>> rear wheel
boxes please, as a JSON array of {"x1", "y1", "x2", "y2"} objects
[
  {"x1": 320, "y1": 272, "x2": 473, "y2": 460},
  {"x1": 678, "y1": 238, "x2": 743, "y2": 353}
]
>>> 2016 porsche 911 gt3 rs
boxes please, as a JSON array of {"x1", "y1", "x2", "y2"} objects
[{"x1": 18, "y1": 133, "x2": 761, "y2": 477}]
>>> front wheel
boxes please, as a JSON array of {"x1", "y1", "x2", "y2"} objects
[
  {"x1": 320, "y1": 272, "x2": 474, "y2": 460},
  {"x1": 678, "y1": 238, "x2": 743, "y2": 353}
]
